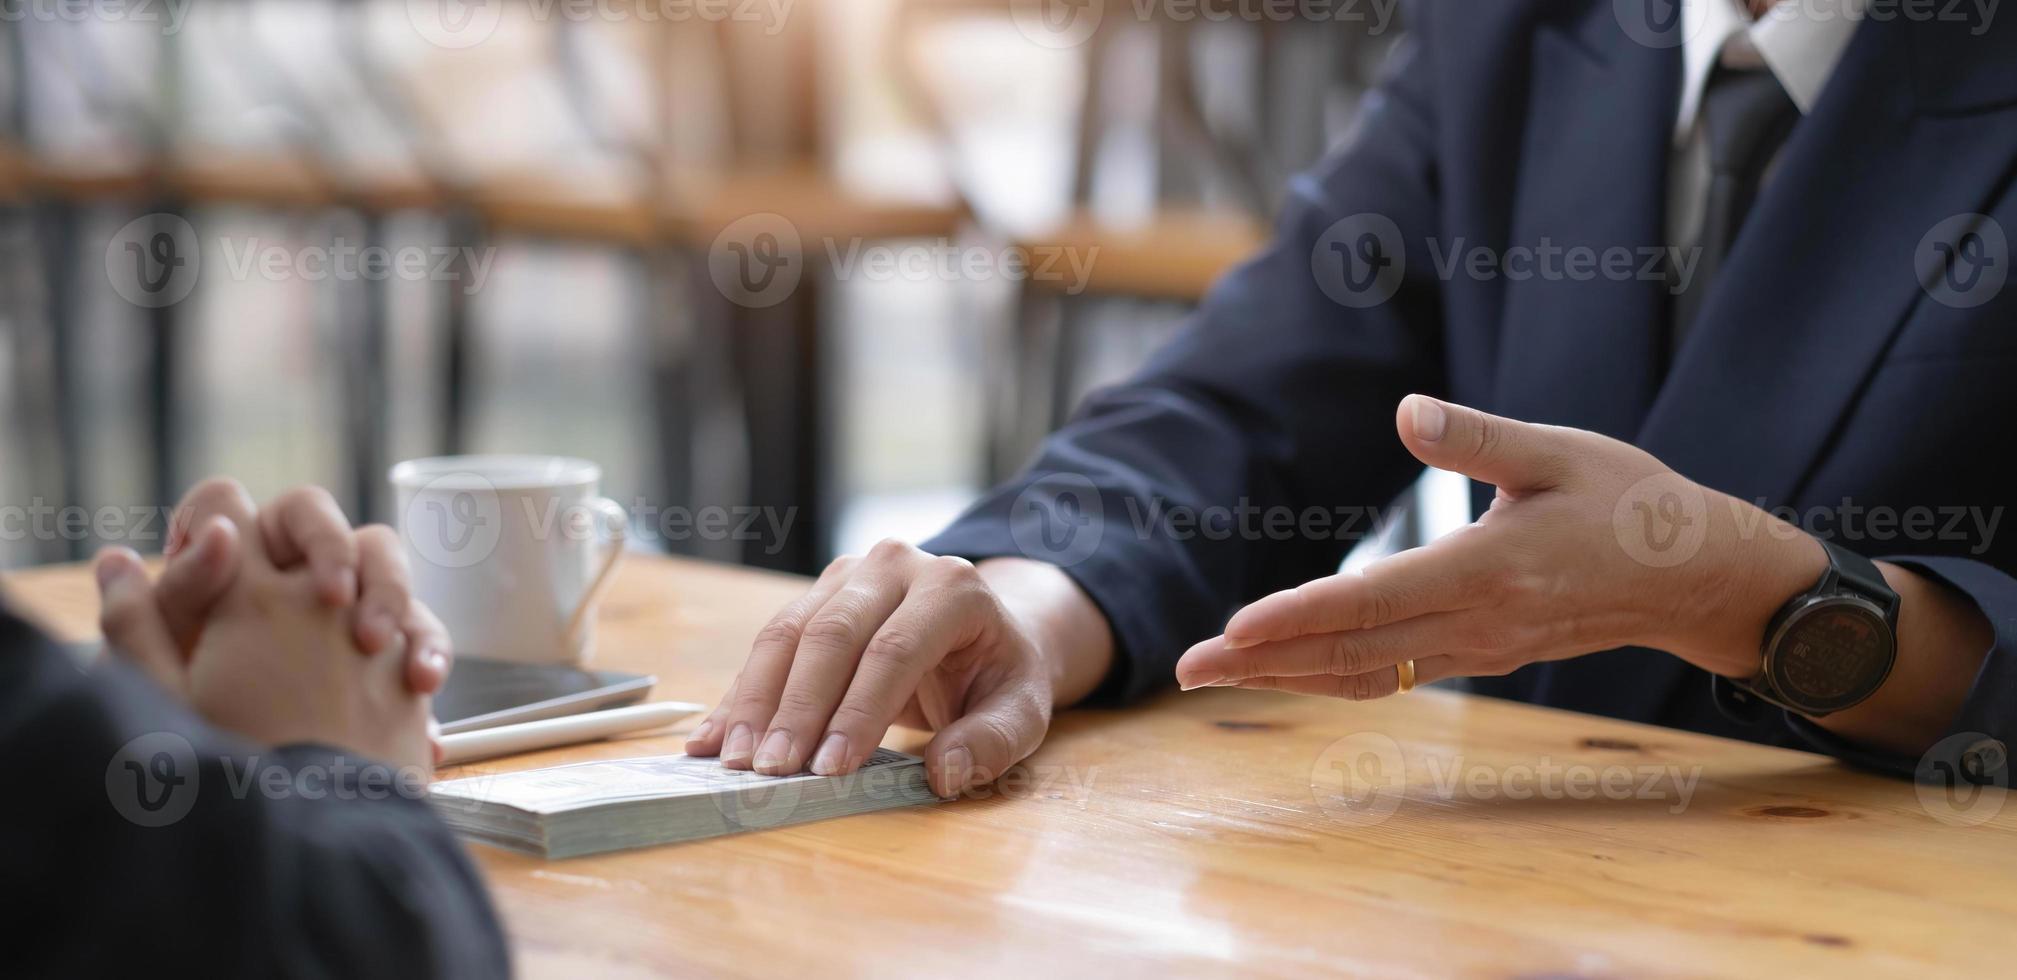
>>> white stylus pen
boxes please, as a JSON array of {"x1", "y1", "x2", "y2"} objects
[{"x1": 438, "y1": 701, "x2": 705, "y2": 765}]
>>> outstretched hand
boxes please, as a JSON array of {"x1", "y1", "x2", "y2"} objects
[{"x1": 1175, "y1": 395, "x2": 1825, "y2": 698}]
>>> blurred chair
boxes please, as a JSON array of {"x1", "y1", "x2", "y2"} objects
[
  {"x1": 666, "y1": 13, "x2": 967, "y2": 572},
  {"x1": 893, "y1": 0, "x2": 1396, "y2": 478},
  {"x1": 9, "y1": 19, "x2": 169, "y2": 561},
  {"x1": 409, "y1": 10, "x2": 965, "y2": 572},
  {"x1": 10, "y1": 4, "x2": 451, "y2": 540}
]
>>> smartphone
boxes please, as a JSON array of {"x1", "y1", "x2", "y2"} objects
[{"x1": 433, "y1": 657, "x2": 656, "y2": 735}]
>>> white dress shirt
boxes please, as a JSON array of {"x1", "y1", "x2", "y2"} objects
[{"x1": 1668, "y1": 0, "x2": 1867, "y2": 249}]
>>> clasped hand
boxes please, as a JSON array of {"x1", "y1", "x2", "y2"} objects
[{"x1": 94, "y1": 479, "x2": 452, "y2": 774}]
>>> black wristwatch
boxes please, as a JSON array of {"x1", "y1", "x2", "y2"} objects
[{"x1": 1720, "y1": 539, "x2": 1900, "y2": 718}]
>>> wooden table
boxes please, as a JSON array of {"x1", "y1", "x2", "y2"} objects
[{"x1": 8, "y1": 555, "x2": 2015, "y2": 977}]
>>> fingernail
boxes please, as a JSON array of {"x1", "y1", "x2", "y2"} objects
[
  {"x1": 753, "y1": 729, "x2": 794, "y2": 771},
  {"x1": 1223, "y1": 636, "x2": 1264, "y2": 650},
  {"x1": 1207, "y1": 678, "x2": 1242, "y2": 688},
  {"x1": 686, "y1": 720, "x2": 716, "y2": 749},
  {"x1": 94, "y1": 550, "x2": 143, "y2": 591},
  {"x1": 1411, "y1": 396, "x2": 1447, "y2": 442},
  {"x1": 810, "y1": 732, "x2": 850, "y2": 775},
  {"x1": 940, "y1": 745, "x2": 972, "y2": 797},
  {"x1": 1179, "y1": 672, "x2": 1226, "y2": 691},
  {"x1": 422, "y1": 646, "x2": 449, "y2": 676},
  {"x1": 722, "y1": 723, "x2": 755, "y2": 765}
]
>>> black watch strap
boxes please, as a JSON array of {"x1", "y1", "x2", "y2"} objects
[{"x1": 1823, "y1": 541, "x2": 1899, "y2": 617}]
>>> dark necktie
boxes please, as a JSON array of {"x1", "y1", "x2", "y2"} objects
[{"x1": 1671, "y1": 65, "x2": 1802, "y2": 349}]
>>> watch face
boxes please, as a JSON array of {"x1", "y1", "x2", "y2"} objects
[{"x1": 1769, "y1": 598, "x2": 1895, "y2": 714}]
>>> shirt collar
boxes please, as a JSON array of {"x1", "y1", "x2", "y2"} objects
[{"x1": 1673, "y1": 0, "x2": 1867, "y2": 145}]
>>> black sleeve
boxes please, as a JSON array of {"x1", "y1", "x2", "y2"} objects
[
  {"x1": 1781, "y1": 556, "x2": 2017, "y2": 787},
  {"x1": 0, "y1": 609, "x2": 510, "y2": 979},
  {"x1": 922, "y1": 13, "x2": 1448, "y2": 704}
]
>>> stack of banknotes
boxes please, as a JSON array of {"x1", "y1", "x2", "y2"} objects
[{"x1": 430, "y1": 748, "x2": 941, "y2": 859}]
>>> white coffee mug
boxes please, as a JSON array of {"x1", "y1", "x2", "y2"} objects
[{"x1": 390, "y1": 455, "x2": 628, "y2": 665}]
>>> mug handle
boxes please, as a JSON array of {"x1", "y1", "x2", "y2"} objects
[{"x1": 563, "y1": 497, "x2": 629, "y2": 651}]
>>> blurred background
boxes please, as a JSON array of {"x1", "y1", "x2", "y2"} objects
[{"x1": 0, "y1": 0, "x2": 1454, "y2": 576}]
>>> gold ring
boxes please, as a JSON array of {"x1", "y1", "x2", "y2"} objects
[{"x1": 1395, "y1": 659, "x2": 1417, "y2": 694}]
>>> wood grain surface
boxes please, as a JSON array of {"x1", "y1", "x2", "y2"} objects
[{"x1": 7, "y1": 555, "x2": 2013, "y2": 979}]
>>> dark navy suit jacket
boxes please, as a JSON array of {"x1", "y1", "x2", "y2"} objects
[{"x1": 926, "y1": 0, "x2": 2017, "y2": 781}]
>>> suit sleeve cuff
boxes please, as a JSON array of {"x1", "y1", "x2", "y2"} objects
[
  {"x1": 1779, "y1": 555, "x2": 2015, "y2": 787},
  {"x1": 921, "y1": 479, "x2": 1212, "y2": 706}
]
